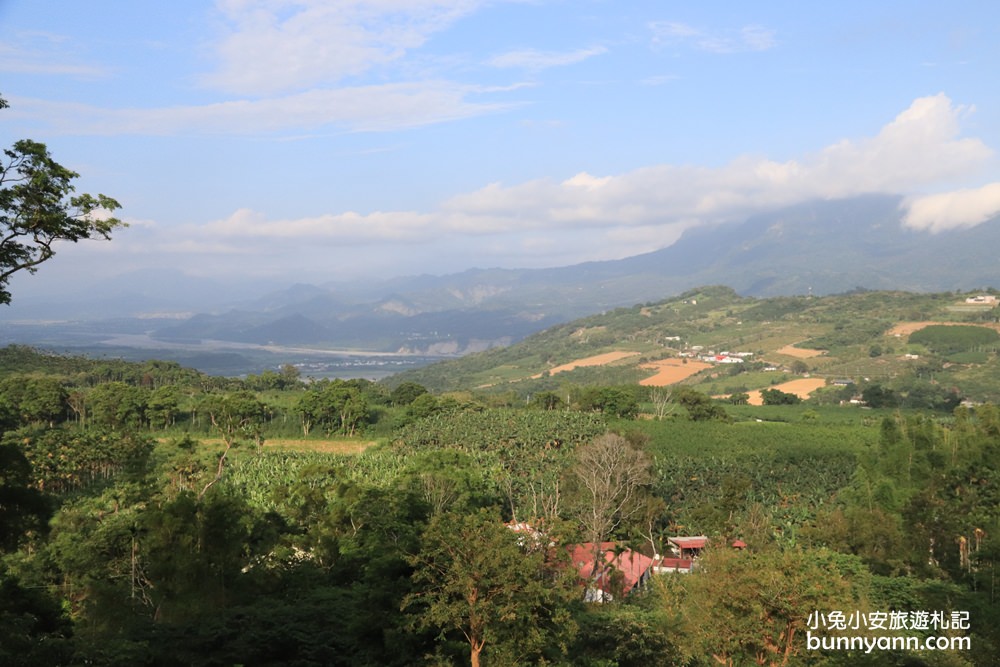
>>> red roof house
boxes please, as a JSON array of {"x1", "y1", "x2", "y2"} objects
[
  {"x1": 668, "y1": 535, "x2": 708, "y2": 558},
  {"x1": 569, "y1": 542, "x2": 656, "y2": 602}
]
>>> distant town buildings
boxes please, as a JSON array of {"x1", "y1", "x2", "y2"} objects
[{"x1": 674, "y1": 345, "x2": 754, "y2": 364}]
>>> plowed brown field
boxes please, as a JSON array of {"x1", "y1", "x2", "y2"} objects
[
  {"x1": 639, "y1": 358, "x2": 712, "y2": 386},
  {"x1": 545, "y1": 350, "x2": 640, "y2": 375},
  {"x1": 775, "y1": 344, "x2": 826, "y2": 358},
  {"x1": 746, "y1": 378, "x2": 827, "y2": 405}
]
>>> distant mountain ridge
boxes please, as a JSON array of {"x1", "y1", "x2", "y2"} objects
[
  {"x1": 3, "y1": 194, "x2": 999, "y2": 357},
  {"x1": 536, "y1": 193, "x2": 997, "y2": 296}
]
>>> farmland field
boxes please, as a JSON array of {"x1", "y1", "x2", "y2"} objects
[
  {"x1": 639, "y1": 358, "x2": 713, "y2": 386},
  {"x1": 195, "y1": 437, "x2": 376, "y2": 455},
  {"x1": 264, "y1": 438, "x2": 377, "y2": 454},
  {"x1": 887, "y1": 321, "x2": 1000, "y2": 337},
  {"x1": 746, "y1": 378, "x2": 828, "y2": 405},
  {"x1": 775, "y1": 343, "x2": 826, "y2": 358},
  {"x1": 545, "y1": 350, "x2": 640, "y2": 374}
]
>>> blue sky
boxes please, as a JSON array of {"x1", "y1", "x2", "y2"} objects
[{"x1": 2, "y1": 0, "x2": 999, "y2": 300}]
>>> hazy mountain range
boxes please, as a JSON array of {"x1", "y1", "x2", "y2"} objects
[{"x1": 1, "y1": 194, "x2": 998, "y2": 368}]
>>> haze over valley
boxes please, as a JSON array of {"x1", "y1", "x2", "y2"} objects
[{"x1": 3, "y1": 193, "x2": 999, "y2": 376}]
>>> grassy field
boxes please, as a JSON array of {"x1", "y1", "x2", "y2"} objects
[
  {"x1": 263, "y1": 438, "x2": 377, "y2": 454},
  {"x1": 178, "y1": 436, "x2": 378, "y2": 455}
]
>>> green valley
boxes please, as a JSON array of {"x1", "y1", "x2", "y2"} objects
[{"x1": 2, "y1": 285, "x2": 1000, "y2": 665}]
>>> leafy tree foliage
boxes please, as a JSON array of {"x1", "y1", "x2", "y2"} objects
[
  {"x1": 397, "y1": 449, "x2": 496, "y2": 516},
  {"x1": 394, "y1": 408, "x2": 605, "y2": 523},
  {"x1": 146, "y1": 384, "x2": 182, "y2": 430},
  {"x1": 6, "y1": 426, "x2": 152, "y2": 494},
  {"x1": 88, "y1": 381, "x2": 149, "y2": 430},
  {"x1": 0, "y1": 100, "x2": 128, "y2": 662},
  {"x1": 578, "y1": 386, "x2": 640, "y2": 418},
  {"x1": 3, "y1": 293, "x2": 1000, "y2": 667},
  {"x1": 761, "y1": 387, "x2": 802, "y2": 405},
  {"x1": 394, "y1": 407, "x2": 605, "y2": 454},
  {"x1": 658, "y1": 546, "x2": 869, "y2": 667},
  {"x1": 861, "y1": 383, "x2": 898, "y2": 409},
  {"x1": 296, "y1": 379, "x2": 371, "y2": 436},
  {"x1": 572, "y1": 604, "x2": 681, "y2": 667},
  {"x1": 404, "y1": 508, "x2": 577, "y2": 667},
  {"x1": 402, "y1": 391, "x2": 442, "y2": 423},
  {"x1": 389, "y1": 381, "x2": 428, "y2": 406},
  {"x1": 243, "y1": 367, "x2": 304, "y2": 391},
  {"x1": 137, "y1": 490, "x2": 276, "y2": 623},
  {"x1": 530, "y1": 389, "x2": 565, "y2": 410},
  {"x1": 0, "y1": 94, "x2": 124, "y2": 304},
  {"x1": 674, "y1": 386, "x2": 730, "y2": 421},
  {"x1": 198, "y1": 391, "x2": 270, "y2": 498},
  {"x1": 0, "y1": 375, "x2": 68, "y2": 427},
  {"x1": 0, "y1": 441, "x2": 50, "y2": 551},
  {"x1": 729, "y1": 391, "x2": 750, "y2": 405},
  {"x1": 0, "y1": 567, "x2": 73, "y2": 666}
]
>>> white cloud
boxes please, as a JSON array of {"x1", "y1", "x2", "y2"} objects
[
  {"x1": 10, "y1": 0, "x2": 535, "y2": 138},
  {"x1": 650, "y1": 22, "x2": 700, "y2": 40},
  {"x1": 640, "y1": 73, "x2": 679, "y2": 86},
  {"x1": 14, "y1": 81, "x2": 521, "y2": 135},
  {"x1": 805, "y1": 94, "x2": 990, "y2": 196},
  {"x1": 172, "y1": 95, "x2": 992, "y2": 259},
  {"x1": 488, "y1": 46, "x2": 607, "y2": 71},
  {"x1": 739, "y1": 25, "x2": 778, "y2": 52},
  {"x1": 903, "y1": 183, "x2": 1000, "y2": 232},
  {"x1": 199, "y1": 207, "x2": 436, "y2": 243},
  {"x1": 0, "y1": 32, "x2": 110, "y2": 78},
  {"x1": 203, "y1": 0, "x2": 486, "y2": 95},
  {"x1": 45, "y1": 93, "x2": 995, "y2": 281},
  {"x1": 649, "y1": 20, "x2": 776, "y2": 53},
  {"x1": 433, "y1": 96, "x2": 990, "y2": 233}
]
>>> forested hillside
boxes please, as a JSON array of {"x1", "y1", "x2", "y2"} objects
[
  {"x1": 392, "y1": 286, "x2": 1000, "y2": 405},
  {"x1": 1, "y1": 343, "x2": 998, "y2": 666}
]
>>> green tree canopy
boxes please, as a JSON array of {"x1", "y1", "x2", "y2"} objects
[
  {"x1": 658, "y1": 546, "x2": 870, "y2": 666},
  {"x1": 674, "y1": 386, "x2": 730, "y2": 421},
  {"x1": 296, "y1": 379, "x2": 371, "y2": 436},
  {"x1": 761, "y1": 388, "x2": 802, "y2": 405},
  {"x1": 404, "y1": 508, "x2": 577, "y2": 667},
  {"x1": 88, "y1": 382, "x2": 148, "y2": 430},
  {"x1": 0, "y1": 375, "x2": 68, "y2": 427},
  {"x1": 389, "y1": 381, "x2": 428, "y2": 406}
]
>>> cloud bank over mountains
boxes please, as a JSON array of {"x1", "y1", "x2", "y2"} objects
[{"x1": 99, "y1": 93, "x2": 999, "y2": 281}]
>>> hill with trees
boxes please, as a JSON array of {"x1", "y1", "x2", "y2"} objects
[{"x1": 390, "y1": 285, "x2": 1000, "y2": 405}]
